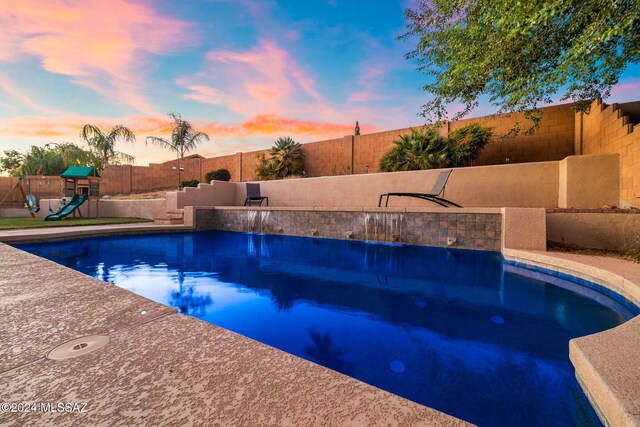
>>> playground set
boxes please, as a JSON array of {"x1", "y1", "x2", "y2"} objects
[{"x1": 0, "y1": 167, "x2": 101, "y2": 220}]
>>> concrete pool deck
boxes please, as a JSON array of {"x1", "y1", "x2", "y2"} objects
[
  {"x1": 1, "y1": 224, "x2": 639, "y2": 426},
  {"x1": 0, "y1": 223, "x2": 193, "y2": 244},
  {"x1": 0, "y1": 237, "x2": 468, "y2": 426}
]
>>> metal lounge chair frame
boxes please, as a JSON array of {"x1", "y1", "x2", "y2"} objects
[
  {"x1": 378, "y1": 169, "x2": 462, "y2": 208},
  {"x1": 244, "y1": 183, "x2": 269, "y2": 207}
]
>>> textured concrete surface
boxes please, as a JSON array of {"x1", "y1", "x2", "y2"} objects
[
  {"x1": 504, "y1": 249, "x2": 640, "y2": 427},
  {"x1": 0, "y1": 242, "x2": 468, "y2": 426},
  {"x1": 0, "y1": 223, "x2": 192, "y2": 244},
  {"x1": 501, "y1": 208, "x2": 547, "y2": 251}
]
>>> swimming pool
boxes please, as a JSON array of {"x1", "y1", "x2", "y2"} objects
[{"x1": 17, "y1": 231, "x2": 638, "y2": 426}]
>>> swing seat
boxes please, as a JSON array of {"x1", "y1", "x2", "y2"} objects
[{"x1": 25, "y1": 194, "x2": 40, "y2": 213}]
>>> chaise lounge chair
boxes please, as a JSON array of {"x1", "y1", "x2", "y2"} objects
[
  {"x1": 244, "y1": 183, "x2": 269, "y2": 207},
  {"x1": 378, "y1": 169, "x2": 462, "y2": 208}
]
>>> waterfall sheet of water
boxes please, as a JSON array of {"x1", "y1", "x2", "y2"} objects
[
  {"x1": 246, "y1": 210, "x2": 272, "y2": 234},
  {"x1": 364, "y1": 213, "x2": 405, "y2": 243},
  {"x1": 246, "y1": 210, "x2": 258, "y2": 233}
]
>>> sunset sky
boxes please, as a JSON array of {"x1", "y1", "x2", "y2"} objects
[{"x1": 1, "y1": 0, "x2": 639, "y2": 166}]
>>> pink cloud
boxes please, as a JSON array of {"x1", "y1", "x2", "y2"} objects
[
  {"x1": 178, "y1": 39, "x2": 328, "y2": 117},
  {"x1": 347, "y1": 62, "x2": 391, "y2": 104},
  {"x1": 612, "y1": 81, "x2": 640, "y2": 95},
  {"x1": 0, "y1": 113, "x2": 368, "y2": 141},
  {"x1": 0, "y1": 0, "x2": 195, "y2": 113}
]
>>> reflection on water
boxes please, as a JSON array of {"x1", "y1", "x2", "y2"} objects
[
  {"x1": 18, "y1": 231, "x2": 638, "y2": 427},
  {"x1": 305, "y1": 330, "x2": 355, "y2": 374}
]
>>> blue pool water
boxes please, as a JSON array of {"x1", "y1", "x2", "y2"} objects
[{"x1": 17, "y1": 231, "x2": 639, "y2": 426}]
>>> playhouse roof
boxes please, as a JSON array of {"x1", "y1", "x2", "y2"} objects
[{"x1": 61, "y1": 166, "x2": 101, "y2": 179}]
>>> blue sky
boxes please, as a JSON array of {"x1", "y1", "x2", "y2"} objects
[{"x1": 0, "y1": 0, "x2": 638, "y2": 165}]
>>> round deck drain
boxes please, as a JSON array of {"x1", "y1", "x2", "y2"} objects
[{"x1": 47, "y1": 335, "x2": 109, "y2": 360}]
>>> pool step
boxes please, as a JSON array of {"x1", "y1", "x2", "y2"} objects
[{"x1": 154, "y1": 209, "x2": 184, "y2": 225}]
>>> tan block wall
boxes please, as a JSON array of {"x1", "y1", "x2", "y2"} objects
[
  {"x1": 90, "y1": 103, "x2": 578, "y2": 194},
  {"x1": 0, "y1": 176, "x2": 65, "y2": 205},
  {"x1": 201, "y1": 154, "x2": 239, "y2": 182},
  {"x1": 452, "y1": 104, "x2": 575, "y2": 165},
  {"x1": 241, "y1": 149, "x2": 270, "y2": 182},
  {"x1": 579, "y1": 99, "x2": 640, "y2": 206},
  {"x1": 302, "y1": 137, "x2": 352, "y2": 177}
]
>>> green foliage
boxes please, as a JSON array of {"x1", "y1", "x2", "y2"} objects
[
  {"x1": 379, "y1": 128, "x2": 452, "y2": 172},
  {"x1": 47, "y1": 143, "x2": 103, "y2": 170},
  {"x1": 0, "y1": 150, "x2": 25, "y2": 176},
  {"x1": 255, "y1": 153, "x2": 279, "y2": 181},
  {"x1": 449, "y1": 124, "x2": 493, "y2": 166},
  {"x1": 81, "y1": 124, "x2": 135, "y2": 166},
  {"x1": 1, "y1": 143, "x2": 105, "y2": 177},
  {"x1": 205, "y1": 168, "x2": 231, "y2": 182},
  {"x1": 146, "y1": 113, "x2": 209, "y2": 160},
  {"x1": 379, "y1": 124, "x2": 492, "y2": 172},
  {"x1": 20, "y1": 146, "x2": 65, "y2": 176},
  {"x1": 402, "y1": 0, "x2": 640, "y2": 133},
  {"x1": 180, "y1": 179, "x2": 199, "y2": 188},
  {"x1": 255, "y1": 137, "x2": 305, "y2": 180}
]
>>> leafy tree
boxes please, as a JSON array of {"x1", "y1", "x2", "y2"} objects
[
  {"x1": 46, "y1": 143, "x2": 103, "y2": 171},
  {"x1": 0, "y1": 150, "x2": 25, "y2": 176},
  {"x1": 449, "y1": 124, "x2": 493, "y2": 167},
  {"x1": 402, "y1": 0, "x2": 640, "y2": 132},
  {"x1": 255, "y1": 136, "x2": 305, "y2": 180},
  {"x1": 379, "y1": 128, "x2": 452, "y2": 172},
  {"x1": 146, "y1": 113, "x2": 210, "y2": 160},
  {"x1": 80, "y1": 124, "x2": 136, "y2": 166},
  {"x1": 20, "y1": 146, "x2": 65, "y2": 176},
  {"x1": 205, "y1": 168, "x2": 231, "y2": 182}
]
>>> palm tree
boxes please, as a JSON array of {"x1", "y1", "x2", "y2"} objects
[
  {"x1": 269, "y1": 136, "x2": 305, "y2": 178},
  {"x1": 145, "y1": 113, "x2": 210, "y2": 187},
  {"x1": 379, "y1": 128, "x2": 452, "y2": 172},
  {"x1": 80, "y1": 124, "x2": 136, "y2": 167}
]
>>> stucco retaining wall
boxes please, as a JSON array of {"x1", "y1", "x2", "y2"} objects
[
  {"x1": 547, "y1": 211, "x2": 640, "y2": 251},
  {"x1": 234, "y1": 162, "x2": 562, "y2": 208},
  {"x1": 97, "y1": 199, "x2": 167, "y2": 220}
]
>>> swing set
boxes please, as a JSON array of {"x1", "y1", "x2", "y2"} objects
[{"x1": 0, "y1": 176, "x2": 65, "y2": 217}]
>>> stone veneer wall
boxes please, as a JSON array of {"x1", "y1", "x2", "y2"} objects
[{"x1": 195, "y1": 208, "x2": 502, "y2": 252}]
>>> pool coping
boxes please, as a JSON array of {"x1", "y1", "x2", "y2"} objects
[
  {"x1": 503, "y1": 248, "x2": 640, "y2": 427},
  {"x1": 1, "y1": 224, "x2": 639, "y2": 426},
  {"x1": 0, "y1": 223, "x2": 194, "y2": 244}
]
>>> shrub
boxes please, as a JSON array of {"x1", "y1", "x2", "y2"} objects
[
  {"x1": 205, "y1": 168, "x2": 231, "y2": 182},
  {"x1": 379, "y1": 123, "x2": 492, "y2": 172},
  {"x1": 255, "y1": 137, "x2": 305, "y2": 180},
  {"x1": 180, "y1": 179, "x2": 199, "y2": 188},
  {"x1": 379, "y1": 128, "x2": 453, "y2": 172},
  {"x1": 449, "y1": 123, "x2": 493, "y2": 167}
]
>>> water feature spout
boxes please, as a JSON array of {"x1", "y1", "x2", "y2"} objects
[{"x1": 246, "y1": 210, "x2": 258, "y2": 233}]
